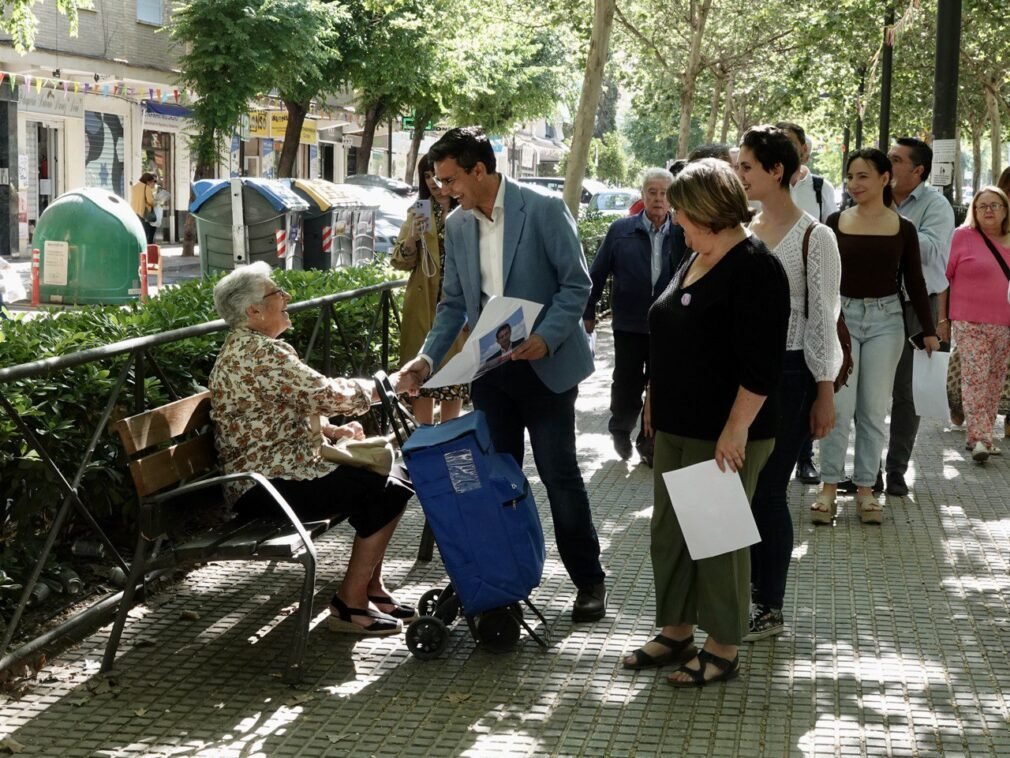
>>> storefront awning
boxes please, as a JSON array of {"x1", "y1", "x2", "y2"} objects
[{"x1": 143, "y1": 101, "x2": 193, "y2": 118}]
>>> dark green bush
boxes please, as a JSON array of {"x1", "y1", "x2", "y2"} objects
[{"x1": 0, "y1": 264, "x2": 403, "y2": 605}]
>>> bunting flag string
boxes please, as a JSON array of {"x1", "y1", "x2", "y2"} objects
[{"x1": 0, "y1": 69, "x2": 357, "y2": 125}]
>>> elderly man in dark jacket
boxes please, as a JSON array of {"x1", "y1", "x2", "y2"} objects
[{"x1": 584, "y1": 167, "x2": 686, "y2": 465}]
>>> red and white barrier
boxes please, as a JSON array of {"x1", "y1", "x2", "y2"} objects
[
  {"x1": 322, "y1": 225, "x2": 333, "y2": 255},
  {"x1": 30, "y1": 248, "x2": 39, "y2": 307},
  {"x1": 275, "y1": 228, "x2": 286, "y2": 259}
]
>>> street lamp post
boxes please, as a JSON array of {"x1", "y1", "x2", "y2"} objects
[{"x1": 931, "y1": 0, "x2": 961, "y2": 204}]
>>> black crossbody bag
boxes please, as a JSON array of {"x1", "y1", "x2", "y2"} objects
[{"x1": 979, "y1": 231, "x2": 1010, "y2": 282}]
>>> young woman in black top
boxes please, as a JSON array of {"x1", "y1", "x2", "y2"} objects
[
  {"x1": 621, "y1": 158, "x2": 789, "y2": 687},
  {"x1": 815, "y1": 149, "x2": 938, "y2": 524}
]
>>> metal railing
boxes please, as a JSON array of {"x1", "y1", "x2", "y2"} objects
[{"x1": 0, "y1": 279, "x2": 406, "y2": 670}]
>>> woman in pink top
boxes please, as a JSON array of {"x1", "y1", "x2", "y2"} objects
[{"x1": 945, "y1": 186, "x2": 1010, "y2": 462}]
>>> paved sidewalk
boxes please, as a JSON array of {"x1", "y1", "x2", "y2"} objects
[
  {"x1": 3, "y1": 325, "x2": 1010, "y2": 756},
  {"x1": 2, "y1": 245, "x2": 199, "y2": 311}
]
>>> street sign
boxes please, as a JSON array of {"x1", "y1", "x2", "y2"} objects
[{"x1": 402, "y1": 113, "x2": 435, "y2": 131}]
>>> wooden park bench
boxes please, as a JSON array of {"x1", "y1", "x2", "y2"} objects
[{"x1": 100, "y1": 390, "x2": 349, "y2": 684}]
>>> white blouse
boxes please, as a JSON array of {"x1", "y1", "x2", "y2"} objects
[{"x1": 759, "y1": 214, "x2": 843, "y2": 383}]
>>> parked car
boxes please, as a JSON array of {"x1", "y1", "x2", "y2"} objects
[
  {"x1": 518, "y1": 176, "x2": 609, "y2": 205},
  {"x1": 345, "y1": 173, "x2": 415, "y2": 197},
  {"x1": 586, "y1": 189, "x2": 641, "y2": 216}
]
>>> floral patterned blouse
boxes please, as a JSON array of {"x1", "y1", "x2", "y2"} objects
[{"x1": 208, "y1": 326, "x2": 373, "y2": 503}]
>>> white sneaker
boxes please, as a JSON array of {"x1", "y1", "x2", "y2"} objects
[{"x1": 972, "y1": 441, "x2": 990, "y2": 463}]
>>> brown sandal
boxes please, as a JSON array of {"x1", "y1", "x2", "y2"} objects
[{"x1": 810, "y1": 493, "x2": 836, "y2": 524}]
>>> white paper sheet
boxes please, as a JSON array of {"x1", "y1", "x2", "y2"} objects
[
  {"x1": 912, "y1": 349, "x2": 951, "y2": 420},
  {"x1": 661, "y1": 460, "x2": 761, "y2": 560},
  {"x1": 423, "y1": 296, "x2": 543, "y2": 389}
]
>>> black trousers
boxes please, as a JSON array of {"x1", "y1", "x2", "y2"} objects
[
  {"x1": 886, "y1": 295, "x2": 940, "y2": 476},
  {"x1": 609, "y1": 330, "x2": 650, "y2": 447}
]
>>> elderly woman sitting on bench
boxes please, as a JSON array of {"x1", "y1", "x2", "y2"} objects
[{"x1": 209, "y1": 261, "x2": 415, "y2": 636}]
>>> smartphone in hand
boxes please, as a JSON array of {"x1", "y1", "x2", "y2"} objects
[{"x1": 413, "y1": 199, "x2": 432, "y2": 233}]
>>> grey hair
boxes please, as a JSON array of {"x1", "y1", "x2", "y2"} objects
[
  {"x1": 213, "y1": 261, "x2": 274, "y2": 327},
  {"x1": 641, "y1": 167, "x2": 674, "y2": 193}
]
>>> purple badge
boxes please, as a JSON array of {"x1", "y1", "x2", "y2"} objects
[{"x1": 680, "y1": 293, "x2": 692, "y2": 306}]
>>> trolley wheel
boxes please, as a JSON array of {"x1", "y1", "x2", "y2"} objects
[
  {"x1": 418, "y1": 588, "x2": 442, "y2": 617},
  {"x1": 475, "y1": 607, "x2": 521, "y2": 654},
  {"x1": 406, "y1": 616, "x2": 449, "y2": 661}
]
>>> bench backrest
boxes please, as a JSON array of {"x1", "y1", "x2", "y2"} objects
[{"x1": 114, "y1": 391, "x2": 217, "y2": 497}]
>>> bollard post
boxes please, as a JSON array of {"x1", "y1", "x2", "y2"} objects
[
  {"x1": 275, "y1": 228, "x2": 286, "y2": 259},
  {"x1": 138, "y1": 250, "x2": 149, "y2": 302},
  {"x1": 31, "y1": 248, "x2": 40, "y2": 306}
]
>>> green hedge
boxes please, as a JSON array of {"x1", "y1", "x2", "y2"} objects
[{"x1": 0, "y1": 264, "x2": 403, "y2": 607}]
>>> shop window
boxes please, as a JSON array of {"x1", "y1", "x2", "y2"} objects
[{"x1": 137, "y1": 0, "x2": 163, "y2": 25}]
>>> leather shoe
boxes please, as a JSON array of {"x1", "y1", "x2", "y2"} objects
[
  {"x1": 612, "y1": 435, "x2": 633, "y2": 460},
  {"x1": 795, "y1": 460, "x2": 820, "y2": 484},
  {"x1": 885, "y1": 472, "x2": 909, "y2": 497},
  {"x1": 873, "y1": 469, "x2": 884, "y2": 494},
  {"x1": 572, "y1": 582, "x2": 607, "y2": 622},
  {"x1": 837, "y1": 478, "x2": 857, "y2": 494}
]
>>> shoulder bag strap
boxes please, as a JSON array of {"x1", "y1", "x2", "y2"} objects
[
  {"x1": 979, "y1": 231, "x2": 1010, "y2": 282},
  {"x1": 801, "y1": 222, "x2": 817, "y2": 319}
]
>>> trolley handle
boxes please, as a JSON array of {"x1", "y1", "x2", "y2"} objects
[{"x1": 373, "y1": 370, "x2": 417, "y2": 448}]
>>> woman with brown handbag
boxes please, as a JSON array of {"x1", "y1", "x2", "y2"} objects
[
  {"x1": 391, "y1": 155, "x2": 469, "y2": 424},
  {"x1": 734, "y1": 125, "x2": 842, "y2": 641}
]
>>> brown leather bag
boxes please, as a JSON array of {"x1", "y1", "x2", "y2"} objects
[{"x1": 802, "y1": 223, "x2": 853, "y2": 392}]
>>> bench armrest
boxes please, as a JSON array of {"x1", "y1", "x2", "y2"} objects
[{"x1": 152, "y1": 472, "x2": 316, "y2": 561}]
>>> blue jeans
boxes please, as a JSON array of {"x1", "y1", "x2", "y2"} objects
[
  {"x1": 471, "y1": 360, "x2": 605, "y2": 589},
  {"x1": 820, "y1": 295, "x2": 905, "y2": 487},
  {"x1": 750, "y1": 350, "x2": 816, "y2": 610}
]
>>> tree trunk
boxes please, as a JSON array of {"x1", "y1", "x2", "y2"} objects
[
  {"x1": 986, "y1": 83, "x2": 1002, "y2": 182},
  {"x1": 563, "y1": 0, "x2": 616, "y2": 217},
  {"x1": 972, "y1": 121, "x2": 983, "y2": 193},
  {"x1": 403, "y1": 113, "x2": 429, "y2": 185},
  {"x1": 182, "y1": 155, "x2": 219, "y2": 257},
  {"x1": 276, "y1": 101, "x2": 308, "y2": 178},
  {"x1": 705, "y1": 71, "x2": 723, "y2": 143},
  {"x1": 676, "y1": 0, "x2": 714, "y2": 157},
  {"x1": 953, "y1": 125, "x2": 961, "y2": 204},
  {"x1": 719, "y1": 69, "x2": 735, "y2": 144},
  {"x1": 356, "y1": 100, "x2": 386, "y2": 176}
]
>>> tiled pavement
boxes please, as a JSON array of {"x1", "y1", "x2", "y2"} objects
[{"x1": 3, "y1": 325, "x2": 1010, "y2": 756}]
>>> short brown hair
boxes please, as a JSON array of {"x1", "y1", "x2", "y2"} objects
[
  {"x1": 666, "y1": 158, "x2": 753, "y2": 233},
  {"x1": 965, "y1": 185, "x2": 1010, "y2": 236},
  {"x1": 139, "y1": 172, "x2": 157, "y2": 184}
]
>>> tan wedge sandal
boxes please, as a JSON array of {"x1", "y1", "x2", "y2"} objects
[
  {"x1": 856, "y1": 493, "x2": 883, "y2": 524},
  {"x1": 810, "y1": 493, "x2": 836, "y2": 524}
]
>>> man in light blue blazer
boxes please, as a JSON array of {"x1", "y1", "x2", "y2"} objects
[{"x1": 400, "y1": 127, "x2": 606, "y2": 622}]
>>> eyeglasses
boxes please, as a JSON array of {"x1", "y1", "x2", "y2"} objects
[
  {"x1": 432, "y1": 168, "x2": 470, "y2": 190},
  {"x1": 262, "y1": 287, "x2": 288, "y2": 300},
  {"x1": 977, "y1": 203, "x2": 1006, "y2": 213}
]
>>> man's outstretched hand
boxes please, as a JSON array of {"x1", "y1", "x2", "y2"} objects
[{"x1": 397, "y1": 357, "x2": 431, "y2": 396}]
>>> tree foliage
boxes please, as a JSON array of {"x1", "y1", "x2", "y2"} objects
[{"x1": 1, "y1": 0, "x2": 88, "y2": 53}]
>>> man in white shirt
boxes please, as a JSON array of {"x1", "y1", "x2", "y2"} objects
[
  {"x1": 777, "y1": 122, "x2": 838, "y2": 223},
  {"x1": 400, "y1": 127, "x2": 607, "y2": 622}
]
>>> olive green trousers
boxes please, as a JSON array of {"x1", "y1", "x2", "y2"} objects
[{"x1": 650, "y1": 431, "x2": 774, "y2": 645}]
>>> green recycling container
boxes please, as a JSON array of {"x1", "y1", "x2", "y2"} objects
[{"x1": 34, "y1": 188, "x2": 145, "y2": 305}]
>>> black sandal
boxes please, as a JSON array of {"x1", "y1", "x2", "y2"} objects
[
  {"x1": 368, "y1": 594, "x2": 418, "y2": 622},
  {"x1": 328, "y1": 595, "x2": 403, "y2": 636},
  {"x1": 667, "y1": 649, "x2": 740, "y2": 687},
  {"x1": 623, "y1": 634, "x2": 696, "y2": 670}
]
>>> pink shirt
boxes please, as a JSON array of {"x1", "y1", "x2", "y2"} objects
[{"x1": 946, "y1": 227, "x2": 1010, "y2": 326}]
